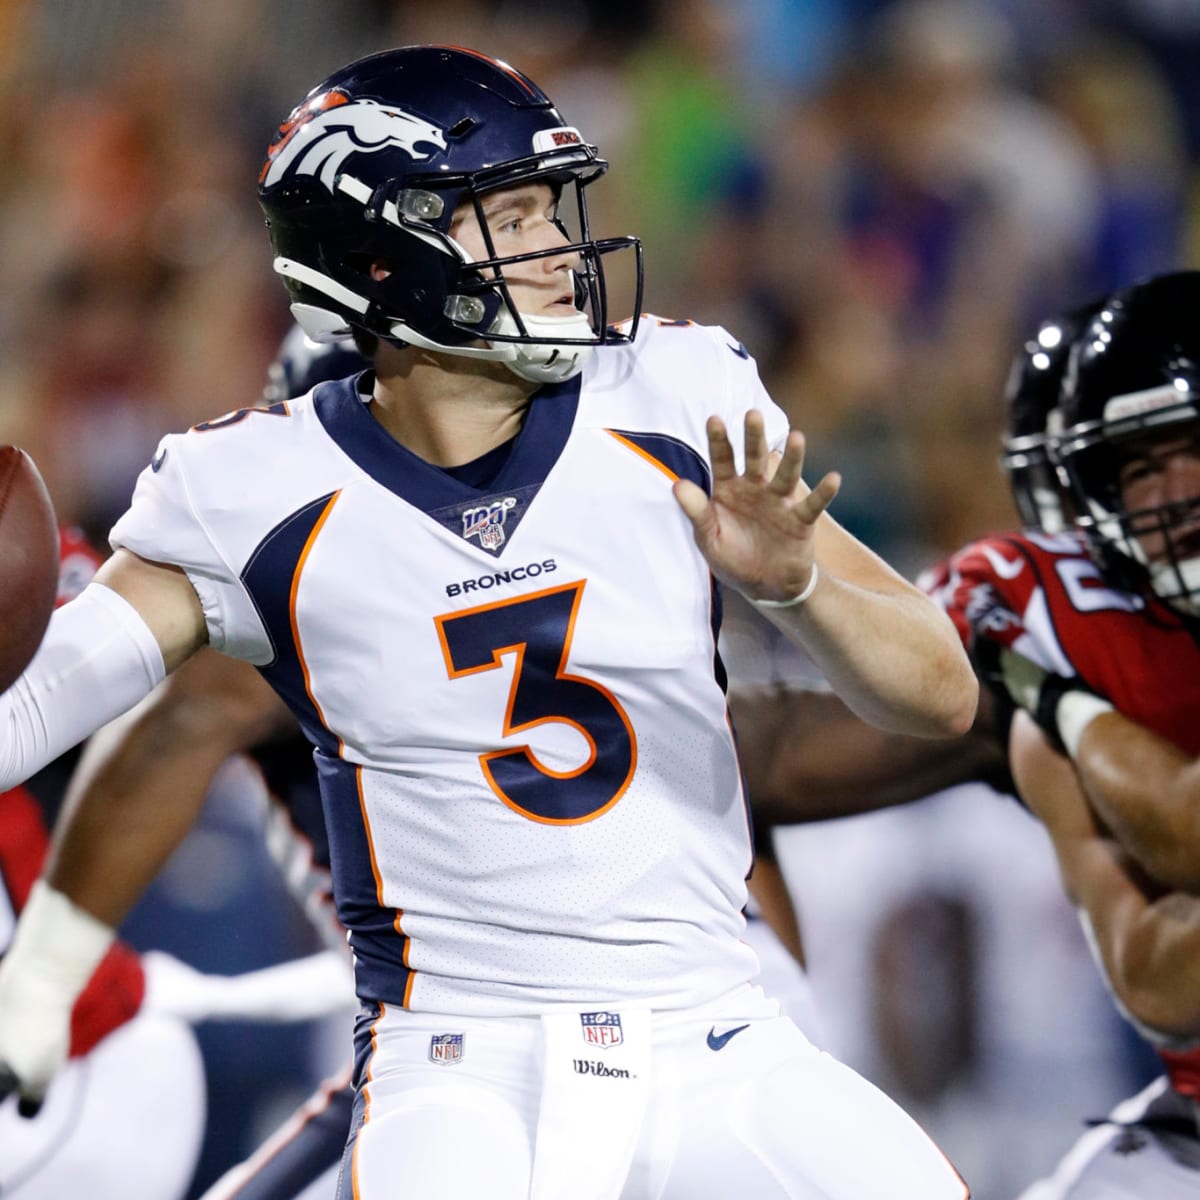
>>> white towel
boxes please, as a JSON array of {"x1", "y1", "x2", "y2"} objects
[{"x1": 531, "y1": 1006, "x2": 651, "y2": 1200}]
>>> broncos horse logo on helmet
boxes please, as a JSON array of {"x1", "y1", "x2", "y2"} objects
[
  {"x1": 260, "y1": 93, "x2": 447, "y2": 193},
  {"x1": 257, "y1": 45, "x2": 643, "y2": 384}
]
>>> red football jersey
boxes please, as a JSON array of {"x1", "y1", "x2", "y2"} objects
[
  {"x1": 0, "y1": 528, "x2": 145, "y2": 1058},
  {"x1": 928, "y1": 527, "x2": 1200, "y2": 1094}
]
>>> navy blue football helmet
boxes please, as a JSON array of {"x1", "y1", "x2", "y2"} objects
[
  {"x1": 258, "y1": 45, "x2": 643, "y2": 383},
  {"x1": 1001, "y1": 299, "x2": 1103, "y2": 532},
  {"x1": 1056, "y1": 271, "x2": 1200, "y2": 615},
  {"x1": 262, "y1": 324, "x2": 367, "y2": 404}
]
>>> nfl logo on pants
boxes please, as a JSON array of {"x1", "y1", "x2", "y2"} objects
[
  {"x1": 429, "y1": 1033, "x2": 464, "y2": 1065},
  {"x1": 580, "y1": 1011, "x2": 623, "y2": 1049}
]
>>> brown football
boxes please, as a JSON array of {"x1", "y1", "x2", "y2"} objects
[{"x1": 0, "y1": 448, "x2": 59, "y2": 694}]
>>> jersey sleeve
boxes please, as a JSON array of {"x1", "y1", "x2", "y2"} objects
[
  {"x1": 714, "y1": 326, "x2": 790, "y2": 457},
  {"x1": 925, "y1": 535, "x2": 1070, "y2": 673},
  {"x1": 108, "y1": 436, "x2": 273, "y2": 664}
]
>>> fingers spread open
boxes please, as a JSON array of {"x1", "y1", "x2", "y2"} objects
[
  {"x1": 743, "y1": 410, "x2": 769, "y2": 479},
  {"x1": 796, "y1": 471, "x2": 841, "y2": 523},
  {"x1": 706, "y1": 417, "x2": 736, "y2": 481},
  {"x1": 769, "y1": 430, "x2": 808, "y2": 497}
]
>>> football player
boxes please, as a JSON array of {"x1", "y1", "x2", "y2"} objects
[
  {"x1": 1, "y1": 523, "x2": 358, "y2": 1200},
  {"x1": 8, "y1": 329, "x2": 360, "y2": 1200},
  {"x1": 977, "y1": 272, "x2": 1200, "y2": 1196},
  {"x1": 0, "y1": 527, "x2": 208, "y2": 1200},
  {"x1": 0, "y1": 45, "x2": 975, "y2": 1200},
  {"x1": 736, "y1": 279, "x2": 1200, "y2": 1195},
  {"x1": 9, "y1": 326, "x2": 826, "y2": 1198}
]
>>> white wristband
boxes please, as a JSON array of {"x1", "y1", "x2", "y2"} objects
[
  {"x1": 0, "y1": 881, "x2": 117, "y2": 1099},
  {"x1": 1057, "y1": 691, "x2": 1115, "y2": 759},
  {"x1": 752, "y1": 564, "x2": 819, "y2": 610},
  {"x1": 6, "y1": 880, "x2": 116, "y2": 995}
]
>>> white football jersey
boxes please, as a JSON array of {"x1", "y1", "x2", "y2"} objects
[{"x1": 110, "y1": 319, "x2": 789, "y2": 1016}]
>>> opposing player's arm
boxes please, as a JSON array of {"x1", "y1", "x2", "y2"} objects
[
  {"x1": 1009, "y1": 712, "x2": 1200, "y2": 1043},
  {"x1": 47, "y1": 644, "x2": 292, "y2": 926},
  {"x1": 981, "y1": 642, "x2": 1200, "y2": 893},
  {"x1": 0, "y1": 632, "x2": 289, "y2": 1113},
  {"x1": 1068, "y1": 712, "x2": 1200, "y2": 894},
  {"x1": 676, "y1": 412, "x2": 977, "y2": 738},
  {"x1": 732, "y1": 686, "x2": 1008, "y2": 825}
]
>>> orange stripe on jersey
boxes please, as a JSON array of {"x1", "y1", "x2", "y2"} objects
[
  {"x1": 439, "y1": 44, "x2": 537, "y2": 96},
  {"x1": 290, "y1": 491, "x2": 342, "y2": 754},
  {"x1": 353, "y1": 766, "x2": 415, "y2": 1000},
  {"x1": 352, "y1": 1003, "x2": 386, "y2": 1199},
  {"x1": 354, "y1": 766, "x2": 394, "y2": 922},
  {"x1": 606, "y1": 430, "x2": 680, "y2": 482}
]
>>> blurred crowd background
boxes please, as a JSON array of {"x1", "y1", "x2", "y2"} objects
[{"x1": 1, "y1": 0, "x2": 1196, "y2": 1196}]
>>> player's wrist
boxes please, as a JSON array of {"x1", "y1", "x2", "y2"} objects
[
  {"x1": 5, "y1": 880, "x2": 116, "y2": 997},
  {"x1": 752, "y1": 564, "x2": 819, "y2": 610},
  {"x1": 1054, "y1": 690, "x2": 1115, "y2": 759}
]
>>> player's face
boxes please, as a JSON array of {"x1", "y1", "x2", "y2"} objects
[
  {"x1": 450, "y1": 183, "x2": 582, "y2": 319},
  {"x1": 1117, "y1": 428, "x2": 1200, "y2": 563}
]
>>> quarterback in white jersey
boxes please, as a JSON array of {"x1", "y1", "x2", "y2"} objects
[
  {"x1": 112, "y1": 316, "x2": 782, "y2": 1016},
  {"x1": 0, "y1": 45, "x2": 976, "y2": 1200}
]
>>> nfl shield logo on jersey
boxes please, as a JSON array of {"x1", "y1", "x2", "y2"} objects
[
  {"x1": 429, "y1": 1033, "x2": 464, "y2": 1065},
  {"x1": 580, "y1": 1011, "x2": 623, "y2": 1049}
]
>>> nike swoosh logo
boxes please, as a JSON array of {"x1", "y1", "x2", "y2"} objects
[
  {"x1": 726, "y1": 342, "x2": 750, "y2": 359},
  {"x1": 151, "y1": 445, "x2": 167, "y2": 473},
  {"x1": 706, "y1": 1023, "x2": 750, "y2": 1051},
  {"x1": 981, "y1": 545, "x2": 1025, "y2": 580}
]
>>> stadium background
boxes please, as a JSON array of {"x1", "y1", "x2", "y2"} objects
[{"x1": 1, "y1": 1, "x2": 1195, "y2": 1195}]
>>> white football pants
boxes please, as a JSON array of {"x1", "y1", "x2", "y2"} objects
[{"x1": 338, "y1": 985, "x2": 968, "y2": 1199}]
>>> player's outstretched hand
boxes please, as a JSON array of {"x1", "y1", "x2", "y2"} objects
[{"x1": 673, "y1": 411, "x2": 841, "y2": 605}]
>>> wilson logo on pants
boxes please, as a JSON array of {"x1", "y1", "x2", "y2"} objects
[{"x1": 572, "y1": 1059, "x2": 631, "y2": 1078}]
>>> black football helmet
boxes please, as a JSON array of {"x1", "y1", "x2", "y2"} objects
[
  {"x1": 1001, "y1": 299, "x2": 1104, "y2": 532},
  {"x1": 1056, "y1": 271, "x2": 1200, "y2": 615},
  {"x1": 261, "y1": 324, "x2": 368, "y2": 404},
  {"x1": 258, "y1": 45, "x2": 642, "y2": 384}
]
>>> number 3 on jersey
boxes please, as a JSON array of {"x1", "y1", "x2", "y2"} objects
[{"x1": 435, "y1": 581, "x2": 637, "y2": 824}]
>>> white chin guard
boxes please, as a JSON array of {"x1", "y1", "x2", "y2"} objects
[{"x1": 487, "y1": 309, "x2": 596, "y2": 384}]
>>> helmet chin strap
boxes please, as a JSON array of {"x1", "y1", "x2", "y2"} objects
[
  {"x1": 280, "y1": 261, "x2": 595, "y2": 385},
  {"x1": 387, "y1": 308, "x2": 595, "y2": 384}
]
